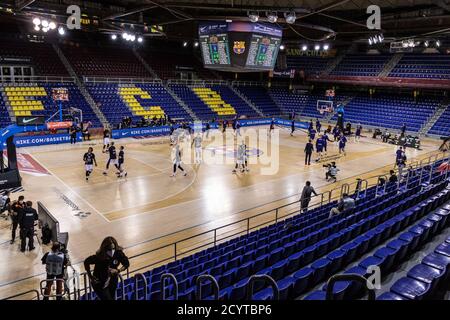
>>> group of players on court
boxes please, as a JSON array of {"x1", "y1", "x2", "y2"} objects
[{"x1": 82, "y1": 129, "x2": 127, "y2": 181}]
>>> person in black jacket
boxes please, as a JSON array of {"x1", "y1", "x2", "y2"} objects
[
  {"x1": 84, "y1": 236, "x2": 129, "y2": 300},
  {"x1": 10, "y1": 196, "x2": 25, "y2": 244},
  {"x1": 304, "y1": 139, "x2": 314, "y2": 165},
  {"x1": 19, "y1": 201, "x2": 38, "y2": 252}
]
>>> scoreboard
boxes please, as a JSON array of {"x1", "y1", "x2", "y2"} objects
[
  {"x1": 200, "y1": 34, "x2": 231, "y2": 65},
  {"x1": 245, "y1": 34, "x2": 281, "y2": 69},
  {"x1": 199, "y1": 21, "x2": 282, "y2": 72}
]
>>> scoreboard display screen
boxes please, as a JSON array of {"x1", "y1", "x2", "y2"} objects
[
  {"x1": 198, "y1": 21, "x2": 282, "y2": 72},
  {"x1": 200, "y1": 34, "x2": 231, "y2": 65},
  {"x1": 245, "y1": 34, "x2": 281, "y2": 69}
]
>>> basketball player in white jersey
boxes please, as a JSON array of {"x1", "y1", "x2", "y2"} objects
[
  {"x1": 191, "y1": 133, "x2": 203, "y2": 164},
  {"x1": 170, "y1": 143, "x2": 187, "y2": 177},
  {"x1": 232, "y1": 142, "x2": 246, "y2": 174}
]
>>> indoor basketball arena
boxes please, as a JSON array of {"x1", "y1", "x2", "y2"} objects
[{"x1": 0, "y1": 0, "x2": 449, "y2": 308}]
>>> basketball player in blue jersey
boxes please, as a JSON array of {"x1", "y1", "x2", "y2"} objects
[
  {"x1": 333, "y1": 126, "x2": 340, "y2": 142},
  {"x1": 269, "y1": 118, "x2": 275, "y2": 135},
  {"x1": 83, "y1": 147, "x2": 97, "y2": 181},
  {"x1": 322, "y1": 132, "x2": 332, "y2": 155},
  {"x1": 355, "y1": 124, "x2": 362, "y2": 142},
  {"x1": 308, "y1": 119, "x2": 314, "y2": 131},
  {"x1": 290, "y1": 119, "x2": 295, "y2": 136},
  {"x1": 315, "y1": 136, "x2": 324, "y2": 162},
  {"x1": 316, "y1": 118, "x2": 322, "y2": 133},
  {"x1": 235, "y1": 119, "x2": 241, "y2": 136},
  {"x1": 103, "y1": 142, "x2": 120, "y2": 175},
  {"x1": 338, "y1": 134, "x2": 347, "y2": 155},
  {"x1": 309, "y1": 127, "x2": 317, "y2": 141}
]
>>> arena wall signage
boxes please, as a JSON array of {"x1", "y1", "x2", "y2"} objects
[
  {"x1": 11, "y1": 132, "x2": 82, "y2": 148},
  {"x1": 5, "y1": 118, "x2": 309, "y2": 149}
]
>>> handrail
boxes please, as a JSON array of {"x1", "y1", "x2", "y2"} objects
[
  {"x1": 356, "y1": 179, "x2": 369, "y2": 198},
  {"x1": 0, "y1": 76, "x2": 75, "y2": 83},
  {"x1": 160, "y1": 273, "x2": 178, "y2": 300},
  {"x1": 3, "y1": 289, "x2": 40, "y2": 300},
  {"x1": 133, "y1": 273, "x2": 147, "y2": 301},
  {"x1": 115, "y1": 274, "x2": 125, "y2": 301},
  {"x1": 325, "y1": 274, "x2": 375, "y2": 300},
  {"x1": 195, "y1": 275, "x2": 219, "y2": 300},
  {"x1": 246, "y1": 275, "x2": 280, "y2": 300}
]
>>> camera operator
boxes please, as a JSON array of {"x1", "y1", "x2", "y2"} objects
[{"x1": 325, "y1": 162, "x2": 339, "y2": 182}]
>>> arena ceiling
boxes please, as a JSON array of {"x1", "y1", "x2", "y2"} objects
[{"x1": 2, "y1": 0, "x2": 450, "y2": 43}]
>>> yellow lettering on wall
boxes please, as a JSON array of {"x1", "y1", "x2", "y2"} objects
[
  {"x1": 118, "y1": 86, "x2": 165, "y2": 119},
  {"x1": 192, "y1": 87, "x2": 236, "y2": 116},
  {"x1": 4, "y1": 86, "x2": 46, "y2": 117}
]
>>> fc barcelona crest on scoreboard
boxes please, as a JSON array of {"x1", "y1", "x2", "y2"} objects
[{"x1": 233, "y1": 41, "x2": 245, "y2": 54}]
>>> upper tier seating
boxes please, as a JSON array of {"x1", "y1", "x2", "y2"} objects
[
  {"x1": 0, "y1": 82, "x2": 100, "y2": 127},
  {"x1": 79, "y1": 161, "x2": 450, "y2": 301},
  {"x1": 0, "y1": 41, "x2": 68, "y2": 76},
  {"x1": 429, "y1": 105, "x2": 450, "y2": 136},
  {"x1": 86, "y1": 83, "x2": 191, "y2": 126},
  {"x1": 235, "y1": 86, "x2": 281, "y2": 116},
  {"x1": 140, "y1": 51, "x2": 217, "y2": 80},
  {"x1": 330, "y1": 94, "x2": 438, "y2": 132},
  {"x1": 269, "y1": 88, "x2": 349, "y2": 119},
  {"x1": 62, "y1": 45, "x2": 151, "y2": 78},
  {"x1": 330, "y1": 54, "x2": 392, "y2": 77},
  {"x1": 286, "y1": 56, "x2": 331, "y2": 76},
  {"x1": 389, "y1": 54, "x2": 450, "y2": 79},
  {"x1": 169, "y1": 84, "x2": 258, "y2": 120}
]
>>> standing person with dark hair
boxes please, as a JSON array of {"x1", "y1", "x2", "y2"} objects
[
  {"x1": 315, "y1": 118, "x2": 322, "y2": 133},
  {"x1": 84, "y1": 237, "x2": 129, "y2": 300},
  {"x1": 41, "y1": 242, "x2": 69, "y2": 300},
  {"x1": 117, "y1": 146, "x2": 127, "y2": 178},
  {"x1": 19, "y1": 201, "x2": 38, "y2": 252},
  {"x1": 69, "y1": 125, "x2": 77, "y2": 145},
  {"x1": 304, "y1": 139, "x2": 314, "y2": 165},
  {"x1": 290, "y1": 119, "x2": 295, "y2": 136},
  {"x1": 103, "y1": 128, "x2": 111, "y2": 153},
  {"x1": 401, "y1": 123, "x2": 407, "y2": 138},
  {"x1": 83, "y1": 147, "x2": 97, "y2": 181},
  {"x1": 103, "y1": 142, "x2": 120, "y2": 175},
  {"x1": 300, "y1": 181, "x2": 318, "y2": 212},
  {"x1": 10, "y1": 195, "x2": 25, "y2": 244}
]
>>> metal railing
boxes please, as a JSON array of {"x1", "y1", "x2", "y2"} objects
[
  {"x1": 83, "y1": 77, "x2": 162, "y2": 84},
  {"x1": 0, "y1": 76, "x2": 75, "y2": 84},
  {"x1": 246, "y1": 275, "x2": 280, "y2": 300},
  {"x1": 196, "y1": 275, "x2": 219, "y2": 300},
  {"x1": 3, "y1": 151, "x2": 449, "y2": 300}
]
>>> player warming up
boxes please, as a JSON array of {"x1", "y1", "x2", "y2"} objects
[
  {"x1": 83, "y1": 147, "x2": 97, "y2": 181},
  {"x1": 269, "y1": 118, "x2": 275, "y2": 135},
  {"x1": 338, "y1": 134, "x2": 347, "y2": 155},
  {"x1": 116, "y1": 146, "x2": 127, "y2": 178},
  {"x1": 191, "y1": 133, "x2": 203, "y2": 164},
  {"x1": 232, "y1": 142, "x2": 246, "y2": 174},
  {"x1": 102, "y1": 128, "x2": 111, "y2": 153},
  {"x1": 171, "y1": 143, "x2": 187, "y2": 177},
  {"x1": 103, "y1": 142, "x2": 120, "y2": 175}
]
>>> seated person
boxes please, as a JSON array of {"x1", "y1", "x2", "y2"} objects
[
  {"x1": 329, "y1": 193, "x2": 355, "y2": 218},
  {"x1": 388, "y1": 170, "x2": 398, "y2": 184}
]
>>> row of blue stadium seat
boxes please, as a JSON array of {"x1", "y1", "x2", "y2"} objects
[{"x1": 79, "y1": 162, "x2": 449, "y2": 300}]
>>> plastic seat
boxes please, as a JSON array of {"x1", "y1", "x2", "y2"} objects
[{"x1": 390, "y1": 277, "x2": 430, "y2": 300}]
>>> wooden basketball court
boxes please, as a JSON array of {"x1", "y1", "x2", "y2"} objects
[{"x1": 0, "y1": 126, "x2": 444, "y2": 298}]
